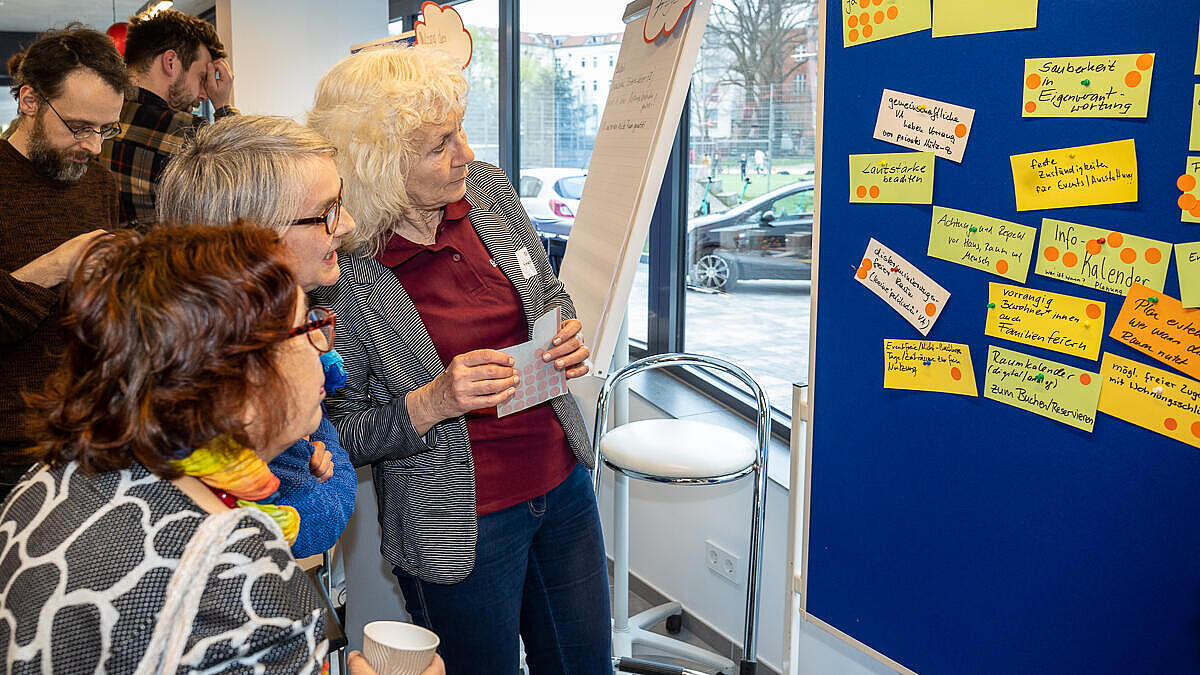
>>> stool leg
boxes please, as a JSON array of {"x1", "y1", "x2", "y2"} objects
[{"x1": 613, "y1": 471, "x2": 630, "y2": 632}]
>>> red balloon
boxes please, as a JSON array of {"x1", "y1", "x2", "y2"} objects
[{"x1": 106, "y1": 23, "x2": 128, "y2": 56}]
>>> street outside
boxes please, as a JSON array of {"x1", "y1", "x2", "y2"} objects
[{"x1": 627, "y1": 260, "x2": 811, "y2": 418}]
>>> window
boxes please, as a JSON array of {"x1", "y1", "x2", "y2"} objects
[
  {"x1": 592, "y1": 80, "x2": 597, "y2": 91},
  {"x1": 593, "y1": 56, "x2": 598, "y2": 67},
  {"x1": 581, "y1": 58, "x2": 586, "y2": 68},
  {"x1": 793, "y1": 71, "x2": 807, "y2": 94},
  {"x1": 454, "y1": 0, "x2": 500, "y2": 166},
  {"x1": 609, "y1": 55, "x2": 614, "y2": 67}
]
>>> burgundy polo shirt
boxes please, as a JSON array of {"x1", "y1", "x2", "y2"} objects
[{"x1": 376, "y1": 198, "x2": 576, "y2": 515}]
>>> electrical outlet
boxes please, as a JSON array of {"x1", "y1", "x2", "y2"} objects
[{"x1": 704, "y1": 539, "x2": 739, "y2": 583}]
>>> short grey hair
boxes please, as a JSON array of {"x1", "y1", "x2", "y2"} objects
[{"x1": 157, "y1": 115, "x2": 336, "y2": 233}]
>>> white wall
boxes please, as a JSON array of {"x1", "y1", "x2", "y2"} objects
[{"x1": 214, "y1": 0, "x2": 389, "y2": 121}]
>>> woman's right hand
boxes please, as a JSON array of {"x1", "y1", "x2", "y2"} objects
[
  {"x1": 407, "y1": 349, "x2": 518, "y2": 433},
  {"x1": 347, "y1": 651, "x2": 446, "y2": 675}
]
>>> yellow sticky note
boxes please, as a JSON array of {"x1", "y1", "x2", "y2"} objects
[
  {"x1": 1098, "y1": 352, "x2": 1200, "y2": 449},
  {"x1": 932, "y1": 0, "x2": 1036, "y2": 37},
  {"x1": 849, "y1": 152, "x2": 935, "y2": 204},
  {"x1": 1010, "y1": 139, "x2": 1137, "y2": 211},
  {"x1": 1191, "y1": 85, "x2": 1200, "y2": 152},
  {"x1": 883, "y1": 339, "x2": 977, "y2": 396},
  {"x1": 1034, "y1": 219, "x2": 1170, "y2": 296},
  {"x1": 1110, "y1": 283, "x2": 1200, "y2": 381},
  {"x1": 927, "y1": 206, "x2": 1036, "y2": 282},
  {"x1": 983, "y1": 345, "x2": 1101, "y2": 432},
  {"x1": 842, "y1": 0, "x2": 931, "y2": 48},
  {"x1": 985, "y1": 282, "x2": 1105, "y2": 360},
  {"x1": 1022, "y1": 54, "x2": 1154, "y2": 118},
  {"x1": 1175, "y1": 242, "x2": 1200, "y2": 308},
  {"x1": 1178, "y1": 157, "x2": 1200, "y2": 223}
]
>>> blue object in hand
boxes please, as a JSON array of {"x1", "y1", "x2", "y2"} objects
[{"x1": 321, "y1": 350, "x2": 348, "y2": 394}]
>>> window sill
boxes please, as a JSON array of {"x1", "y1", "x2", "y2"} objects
[{"x1": 626, "y1": 370, "x2": 795, "y2": 490}]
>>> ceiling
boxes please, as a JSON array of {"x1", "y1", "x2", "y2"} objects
[{"x1": 0, "y1": 0, "x2": 215, "y2": 33}]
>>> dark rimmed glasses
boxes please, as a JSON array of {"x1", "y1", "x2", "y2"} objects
[
  {"x1": 289, "y1": 306, "x2": 336, "y2": 353},
  {"x1": 290, "y1": 178, "x2": 343, "y2": 235},
  {"x1": 38, "y1": 94, "x2": 121, "y2": 141}
]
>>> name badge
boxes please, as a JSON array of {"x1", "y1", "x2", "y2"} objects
[{"x1": 515, "y1": 247, "x2": 538, "y2": 280}]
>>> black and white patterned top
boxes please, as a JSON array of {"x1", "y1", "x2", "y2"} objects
[{"x1": 0, "y1": 461, "x2": 327, "y2": 674}]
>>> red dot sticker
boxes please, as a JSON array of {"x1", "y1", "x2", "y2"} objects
[
  {"x1": 1062, "y1": 252, "x2": 1078, "y2": 268},
  {"x1": 1179, "y1": 193, "x2": 1197, "y2": 210},
  {"x1": 995, "y1": 259, "x2": 1009, "y2": 275},
  {"x1": 1026, "y1": 73, "x2": 1041, "y2": 89},
  {"x1": 873, "y1": 10, "x2": 884, "y2": 23},
  {"x1": 924, "y1": 302, "x2": 937, "y2": 317},
  {"x1": 1085, "y1": 303, "x2": 1102, "y2": 320},
  {"x1": 950, "y1": 367, "x2": 962, "y2": 381},
  {"x1": 1086, "y1": 240, "x2": 1102, "y2": 255},
  {"x1": 1165, "y1": 418, "x2": 1178, "y2": 431},
  {"x1": 848, "y1": 15, "x2": 858, "y2": 27},
  {"x1": 1043, "y1": 246, "x2": 1060, "y2": 262},
  {"x1": 848, "y1": 28, "x2": 859, "y2": 42},
  {"x1": 856, "y1": 185, "x2": 867, "y2": 198},
  {"x1": 1079, "y1": 373, "x2": 1092, "y2": 386},
  {"x1": 862, "y1": 23, "x2": 873, "y2": 38},
  {"x1": 1136, "y1": 53, "x2": 1154, "y2": 70},
  {"x1": 1107, "y1": 232, "x2": 1123, "y2": 247},
  {"x1": 1192, "y1": 421, "x2": 1200, "y2": 439},
  {"x1": 1120, "y1": 247, "x2": 1137, "y2": 264},
  {"x1": 868, "y1": 185, "x2": 880, "y2": 199},
  {"x1": 886, "y1": 5, "x2": 897, "y2": 19},
  {"x1": 1124, "y1": 71, "x2": 1142, "y2": 88},
  {"x1": 1144, "y1": 248, "x2": 1162, "y2": 264},
  {"x1": 954, "y1": 123, "x2": 967, "y2": 138},
  {"x1": 1024, "y1": 101, "x2": 1037, "y2": 113}
]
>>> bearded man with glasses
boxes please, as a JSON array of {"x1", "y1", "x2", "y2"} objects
[{"x1": 0, "y1": 25, "x2": 129, "y2": 501}]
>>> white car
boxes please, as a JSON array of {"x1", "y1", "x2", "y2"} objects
[{"x1": 518, "y1": 167, "x2": 587, "y2": 234}]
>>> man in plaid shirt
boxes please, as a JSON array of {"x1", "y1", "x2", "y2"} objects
[{"x1": 101, "y1": 10, "x2": 237, "y2": 229}]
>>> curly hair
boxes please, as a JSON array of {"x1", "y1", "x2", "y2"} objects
[
  {"x1": 7, "y1": 23, "x2": 130, "y2": 101},
  {"x1": 308, "y1": 44, "x2": 467, "y2": 257},
  {"x1": 158, "y1": 115, "x2": 337, "y2": 234},
  {"x1": 124, "y1": 9, "x2": 227, "y2": 73},
  {"x1": 24, "y1": 225, "x2": 299, "y2": 478}
]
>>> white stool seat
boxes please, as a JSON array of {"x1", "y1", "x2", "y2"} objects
[{"x1": 599, "y1": 419, "x2": 756, "y2": 479}]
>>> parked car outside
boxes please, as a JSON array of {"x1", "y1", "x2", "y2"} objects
[
  {"x1": 687, "y1": 180, "x2": 814, "y2": 291},
  {"x1": 519, "y1": 167, "x2": 587, "y2": 273}
]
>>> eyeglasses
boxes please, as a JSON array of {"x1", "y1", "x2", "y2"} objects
[
  {"x1": 38, "y1": 94, "x2": 121, "y2": 141},
  {"x1": 289, "y1": 306, "x2": 336, "y2": 353},
  {"x1": 290, "y1": 179, "x2": 343, "y2": 235}
]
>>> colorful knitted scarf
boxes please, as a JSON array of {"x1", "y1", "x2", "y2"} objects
[{"x1": 176, "y1": 437, "x2": 300, "y2": 545}]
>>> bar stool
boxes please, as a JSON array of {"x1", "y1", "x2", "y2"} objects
[{"x1": 593, "y1": 353, "x2": 770, "y2": 675}]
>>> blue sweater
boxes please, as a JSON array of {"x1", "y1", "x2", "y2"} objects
[{"x1": 268, "y1": 411, "x2": 356, "y2": 557}]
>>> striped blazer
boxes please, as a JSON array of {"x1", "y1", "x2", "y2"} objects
[{"x1": 320, "y1": 161, "x2": 592, "y2": 584}]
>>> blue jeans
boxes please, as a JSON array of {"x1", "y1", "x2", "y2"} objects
[{"x1": 393, "y1": 463, "x2": 612, "y2": 675}]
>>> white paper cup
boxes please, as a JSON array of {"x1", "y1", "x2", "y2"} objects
[{"x1": 363, "y1": 621, "x2": 440, "y2": 675}]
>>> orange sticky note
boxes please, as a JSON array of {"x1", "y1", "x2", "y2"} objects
[
  {"x1": 1098, "y1": 352, "x2": 1200, "y2": 449},
  {"x1": 1109, "y1": 283, "x2": 1200, "y2": 381}
]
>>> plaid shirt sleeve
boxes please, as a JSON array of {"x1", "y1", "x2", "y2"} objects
[{"x1": 101, "y1": 92, "x2": 239, "y2": 230}]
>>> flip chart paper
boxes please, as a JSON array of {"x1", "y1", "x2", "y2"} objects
[
  {"x1": 1099, "y1": 352, "x2": 1200, "y2": 449},
  {"x1": 983, "y1": 345, "x2": 1101, "y2": 432},
  {"x1": 883, "y1": 339, "x2": 977, "y2": 396},
  {"x1": 1022, "y1": 53, "x2": 1154, "y2": 118},
  {"x1": 1034, "y1": 218, "x2": 1170, "y2": 296},
  {"x1": 1175, "y1": 242, "x2": 1200, "y2": 308},
  {"x1": 855, "y1": 238, "x2": 949, "y2": 336},
  {"x1": 985, "y1": 282, "x2": 1105, "y2": 360},
  {"x1": 496, "y1": 309, "x2": 567, "y2": 417},
  {"x1": 1009, "y1": 139, "x2": 1137, "y2": 211},
  {"x1": 849, "y1": 152, "x2": 935, "y2": 204},
  {"x1": 1192, "y1": 85, "x2": 1200, "y2": 152},
  {"x1": 873, "y1": 89, "x2": 975, "y2": 163},
  {"x1": 931, "y1": 0, "x2": 1036, "y2": 37},
  {"x1": 1179, "y1": 157, "x2": 1200, "y2": 223},
  {"x1": 842, "y1": 0, "x2": 931, "y2": 48},
  {"x1": 1110, "y1": 284, "x2": 1200, "y2": 381},
  {"x1": 927, "y1": 206, "x2": 1036, "y2": 282}
]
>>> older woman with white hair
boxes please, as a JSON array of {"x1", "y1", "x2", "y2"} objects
[
  {"x1": 156, "y1": 115, "x2": 358, "y2": 559},
  {"x1": 309, "y1": 45, "x2": 610, "y2": 674}
]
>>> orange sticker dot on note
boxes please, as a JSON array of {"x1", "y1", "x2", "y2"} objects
[
  {"x1": 1106, "y1": 232, "x2": 1123, "y2": 247},
  {"x1": 1178, "y1": 174, "x2": 1197, "y2": 191},
  {"x1": 856, "y1": 267, "x2": 867, "y2": 279},
  {"x1": 995, "y1": 259, "x2": 1009, "y2": 274},
  {"x1": 874, "y1": 10, "x2": 884, "y2": 23},
  {"x1": 1079, "y1": 373, "x2": 1092, "y2": 386},
  {"x1": 886, "y1": 5, "x2": 898, "y2": 19},
  {"x1": 858, "y1": 0, "x2": 869, "y2": 7},
  {"x1": 1181, "y1": 194, "x2": 1198, "y2": 210},
  {"x1": 1136, "y1": 53, "x2": 1154, "y2": 70},
  {"x1": 924, "y1": 302, "x2": 937, "y2": 317},
  {"x1": 848, "y1": 28, "x2": 859, "y2": 42},
  {"x1": 954, "y1": 123, "x2": 967, "y2": 138},
  {"x1": 1025, "y1": 73, "x2": 1041, "y2": 89},
  {"x1": 950, "y1": 367, "x2": 962, "y2": 381},
  {"x1": 1085, "y1": 303, "x2": 1102, "y2": 320},
  {"x1": 1062, "y1": 252, "x2": 1078, "y2": 267},
  {"x1": 1124, "y1": 71, "x2": 1141, "y2": 87},
  {"x1": 1086, "y1": 240, "x2": 1102, "y2": 255},
  {"x1": 1145, "y1": 247, "x2": 1162, "y2": 264},
  {"x1": 1192, "y1": 421, "x2": 1200, "y2": 438},
  {"x1": 873, "y1": 0, "x2": 882, "y2": 5},
  {"x1": 862, "y1": 23, "x2": 873, "y2": 38},
  {"x1": 1165, "y1": 417, "x2": 1178, "y2": 432},
  {"x1": 869, "y1": 185, "x2": 880, "y2": 198},
  {"x1": 1120, "y1": 247, "x2": 1137, "y2": 264},
  {"x1": 856, "y1": 185, "x2": 867, "y2": 198},
  {"x1": 848, "y1": 15, "x2": 858, "y2": 27},
  {"x1": 1191, "y1": 203, "x2": 1200, "y2": 218},
  {"x1": 860, "y1": 11, "x2": 870, "y2": 24},
  {"x1": 1024, "y1": 101, "x2": 1037, "y2": 113},
  {"x1": 1043, "y1": 246, "x2": 1059, "y2": 262}
]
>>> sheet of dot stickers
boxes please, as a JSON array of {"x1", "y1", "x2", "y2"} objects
[{"x1": 496, "y1": 308, "x2": 567, "y2": 417}]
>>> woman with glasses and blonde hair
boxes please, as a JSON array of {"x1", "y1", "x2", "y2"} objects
[
  {"x1": 156, "y1": 114, "x2": 358, "y2": 558},
  {"x1": 309, "y1": 45, "x2": 610, "y2": 674}
]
